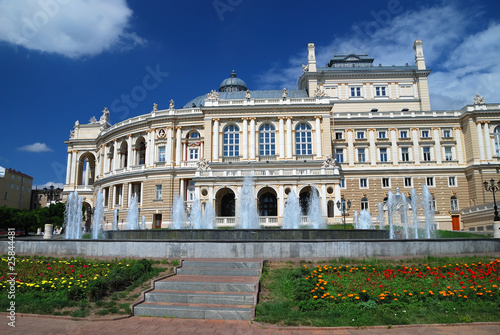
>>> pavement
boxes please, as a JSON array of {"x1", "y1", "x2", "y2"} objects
[{"x1": 1, "y1": 314, "x2": 499, "y2": 335}]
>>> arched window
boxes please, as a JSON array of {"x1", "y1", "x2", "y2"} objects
[
  {"x1": 327, "y1": 200, "x2": 335, "y2": 217},
  {"x1": 450, "y1": 196, "x2": 459, "y2": 211},
  {"x1": 223, "y1": 124, "x2": 239, "y2": 157},
  {"x1": 494, "y1": 126, "x2": 500, "y2": 157},
  {"x1": 295, "y1": 123, "x2": 312, "y2": 155},
  {"x1": 259, "y1": 124, "x2": 275, "y2": 156},
  {"x1": 361, "y1": 197, "x2": 369, "y2": 210}
]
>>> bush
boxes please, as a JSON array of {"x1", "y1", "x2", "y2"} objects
[
  {"x1": 67, "y1": 285, "x2": 86, "y2": 301},
  {"x1": 88, "y1": 278, "x2": 109, "y2": 302}
]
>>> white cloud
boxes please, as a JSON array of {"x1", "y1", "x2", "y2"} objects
[
  {"x1": 35, "y1": 181, "x2": 64, "y2": 190},
  {"x1": 17, "y1": 142, "x2": 53, "y2": 152},
  {"x1": 256, "y1": 2, "x2": 499, "y2": 110},
  {"x1": 0, "y1": 0, "x2": 145, "y2": 58}
]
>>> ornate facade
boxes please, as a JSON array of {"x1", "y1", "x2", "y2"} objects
[{"x1": 64, "y1": 41, "x2": 500, "y2": 232}]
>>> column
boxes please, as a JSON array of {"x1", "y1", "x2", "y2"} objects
[
  {"x1": 411, "y1": 128, "x2": 420, "y2": 164},
  {"x1": 150, "y1": 129, "x2": 156, "y2": 166},
  {"x1": 166, "y1": 127, "x2": 173, "y2": 165},
  {"x1": 128, "y1": 183, "x2": 132, "y2": 206},
  {"x1": 476, "y1": 122, "x2": 485, "y2": 160},
  {"x1": 320, "y1": 184, "x2": 327, "y2": 217},
  {"x1": 286, "y1": 117, "x2": 292, "y2": 158},
  {"x1": 389, "y1": 128, "x2": 398, "y2": 165},
  {"x1": 368, "y1": 129, "x2": 376, "y2": 166},
  {"x1": 84, "y1": 160, "x2": 89, "y2": 186},
  {"x1": 315, "y1": 116, "x2": 322, "y2": 158},
  {"x1": 278, "y1": 185, "x2": 284, "y2": 224},
  {"x1": 242, "y1": 118, "x2": 248, "y2": 159},
  {"x1": 65, "y1": 152, "x2": 72, "y2": 185},
  {"x1": 95, "y1": 146, "x2": 101, "y2": 178},
  {"x1": 213, "y1": 119, "x2": 220, "y2": 161},
  {"x1": 140, "y1": 182, "x2": 143, "y2": 206},
  {"x1": 180, "y1": 179, "x2": 185, "y2": 201},
  {"x1": 484, "y1": 122, "x2": 493, "y2": 160},
  {"x1": 127, "y1": 135, "x2": 133, "y2": 169},
  {"x1": 334, "y1": 182, "x2": 341, "y2": 217},
  {"x1": 454, "y1": 127, "x2": 464, "y2": 164},
  {"x1": 279, "y1": 117, "x2": 285, "y2": 159},
  {"x1": 104, "y1": 146, "x2": 109, "y2": 174},
  {"x1": 103, "y1": 188, "x2": 107, "y2": 209},
  {"x1": 182, "y1": 142, "x2": 187, "y2": 165},
  {"x1": 346, "y1": 129, "x2": 354, "y2": 166},
  {"x1": 432, "y1": 127, "x2": 442, "y2": 164},
  {"x1": 113, "y1": 140, "x2": 119, "y2": 171},
  {"x1": 112, "y1": 185, "x2": 117, "y2": 209},
  {"x1": 175, "y1": 126, "x2": 182, "y2": 166},
  {"x1": 250, "y1": 118, "x2": 256, "y2": 159}
]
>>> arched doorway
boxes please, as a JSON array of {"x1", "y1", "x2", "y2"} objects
[
  {"x1": 216, "y1": 188, "x2": 236, "y2": 217},
  {"x1": 77, "y1": 153, "x2": 96, "y2": 186},
  {"x1": 299, "y1": 186, "x2": 319, "y2": 215},
  {"x1": 257, "y1": 188, "x2": 277, "y2": 216},
  {"x1": 82, "y1": 201, "x2": 92, "y2": 232}
]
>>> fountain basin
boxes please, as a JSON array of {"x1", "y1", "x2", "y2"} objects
[{"x1": 103, "y1": 229, "x2": 389, "y2": 240}]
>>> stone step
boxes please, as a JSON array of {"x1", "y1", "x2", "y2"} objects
[
  {"x1": 155, "y1": 280, "x2": 256, "y2": 293},
  {"x1": 182, "y1": 261, "x2": 261, "y2": 269},
  {"x1": 145, "y1": 290, "x2": 254, "y2": 305},
  {"x1": 134, "y1": 302, "x2": 252, "y2": 320},
  {"x1": 176, "y1": 267, "x2": 261, "y2": 277}
]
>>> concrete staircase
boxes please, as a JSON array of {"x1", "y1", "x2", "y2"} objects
[{"x1": 134, "y1": 260, "x2": 262, "y2": 320}]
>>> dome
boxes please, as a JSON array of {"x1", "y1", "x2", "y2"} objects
[{"x1": 219, "y1": 70, "x2": 247, "y2": 92}]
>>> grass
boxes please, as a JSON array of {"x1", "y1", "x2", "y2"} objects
[{"x1": 256, "y1": 256, "x2": 500, "y2": 327}]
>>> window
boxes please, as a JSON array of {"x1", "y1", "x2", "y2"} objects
[
  {"x1": 295, "y1": 123, "x2": 312, "y2": 155},
  {"x1": 375, "y1": 86, "x2": 386, "y2": 96},
  {"x1": 16, "y1": 185, "x2": 19, "y2": 190},
  {"x1": 400, "y1": 84, "x2": 413, "y2": 96},
  {"x1": 421, "y1": 130, "x2": 430, "y2": 138},
  {"x1": 188, "y1": 148, "x2": 199, "y2": 160},
  {"x1": 335, "y1": 132, "x2": 343, "y2": 140},
  {"x1": 356, "y1": 131, "x2": 365, "y2": 139},
  {"x1": 223, "y1": 124, "x2": 240, "y2": 157},
  {"x1": 431, "y1": 197, "x2": 437, "y2": 212},
  {"x1": 158, "y1": 146, "x2": 165, "y2": 162},
  {"x1": 448, "y1": 176, "x2": 456, "y2": 187},
  {"x1": 400, "y1": 130, "x2": 408, "y2": 138},
  {"x1": 404, "y1": 177, "x2": 412, "y2": 187},
  {"x1": 361, "y1": 197, "x2": 369, "y2": 210},
  {"x1": 382, "y1": 178, "x2": 390, "y2": 188},
  {"x1": 10, "y1": 184, "x2": 14, "y2": 189},
  {"x1": 4, "y1": 192, "x2": 7, "y2": 200},
  {"x1": 450, "y1": 196, "x2": 459, "y2": 211},
  {"x1": 155, "y1": 185, "x2": 162, "y2": 200},
  {"x1": 444, "y1": 147, "x2": 453, "y2": 161},
  {"x1": 401, "y1": 147, "x2": 409, "y2": 162},
  {"x1": 378, "y1": 130, "x2": 386, "y2": 139},
  {"x1": 360, "y1": 178, "x2": 368, "y2": 188},
  {"x1": 357, "y1": 148, "x2": 366, "y2": 162},
  {"x1": 340, "y1": 179, "x2": 345, "y2": 188},
  {"x1": 259, "y1": 124, "x2": 276, "y2": 156},
  {"x1": 426, "y1": 177, "x2": 434, "y2": 187},
  {"x1": 350, "y1": 86, "x2": 362, "y2": 97},
  {"x1": 188, "y1": 131, "x2": 199, "y2": 139},
  {"x1": 335, "y1": 148, "x2": 344, "y2": 163},
  {"x1": 495, "y1": 126, "x2": 500, "y2": 156},
  {"x1": 443, "y1": 129, "x2": 452, "y2": 138},
  {"x1": 380, "y1": 148, "x2": 388, "y2": 162},
  {"x1": 423, "y1": 147, "x2": 431, "y2": 161}
]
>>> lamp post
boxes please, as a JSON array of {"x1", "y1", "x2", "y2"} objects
[
  {"x1": 336, "y1": 199, "x2": 351, "y2": 229},
  {"x1": 43, "y1": 185, "x2": 63, "y2": 204},
  {"x1": 483, "y1": 179, "x2": 500, "y2": 221}
]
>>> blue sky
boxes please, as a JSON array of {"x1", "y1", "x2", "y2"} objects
[{"x1": 0, "y1": 0, "x2": 499, "y2": 188}]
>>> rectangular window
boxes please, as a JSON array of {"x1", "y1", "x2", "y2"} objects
[
  {"x1": 401, "y1": 147, "x2": 409, "y2": 162},
  {"x1": 421, "y1": 130, "x2": 430, "y2": 138},
  {"x1": 378, "y1": 131, "x2": 386, "y2": 139},
  {"x1": 443, "y1": 129, "x2": 452, "y2": 138},
  {"x1": 444, "y1": 147, "x2": 453, "y2": 161},
  {"x1": 426, "y1": 177, "x2": 434, "y2": 187},
  {"x1": 335, "y1": 149, "x2": 344, "y2": 163},
  {"x1": 375, "y1": 86, "x2": 386, "y2": 96},
  {"x1": 423, "y1": 147, "x2": 431, "y2": 161},
  {"x1": 400, "y1": 130, "x2": 408, "y2": 138},
  {"x1": 361, "y1": 199, "x2": 369, "y2": 210},
  {"x1": 356, "y1": 131, "x2": 365, "y2": 139},
  {"x1": 400, "y1": 84, "x2": 412, "y2": 96},
  {"x1": 404, "y1": 177, "x2": 412, "y2": 187},
  {"x1": 350, "y1": 86, "x2": 362, "y2": 97},
  {"x1": 380, "y1": 148, "x2": 388, "y2": 162},
  {"x1": 158, "y1": 146, "x2": 165, "y2": 162},
  {"x1": 448, "y1": 176, "x2": 456, "y2": 187},
  {"x1": 4, "y1": 192, "x2": 7, "y2": 200},
  {"x1": 340, "y1": 179, "x2": 345, "y2": 188},
  {"x1": 357, "y1": 148, "x2": 366, "y2": 162},
  {"x1": 431, "y1": 198, "x2": 437, "y2": 212},
  {"x1": 451, "y1": 198, "x2": 459, "y2": 211},
  {"x1": 382, "y1": 178, "x2": 390, "y2": 188},
  {"x1": 360, "y1": 178, "x2": 368, "y2": 188},
  {"x1": 335, "y1": 132, "x2": 343, "y2": 140},
  {"x1": 155, "y1": 185, "x2": 162, "y2": 200},
  {"x1": 11, "y1": 184, "x2": 14, "y2": 189},
  {"x1": 188, "y1": 148, "x2": 199, "y2": 160}
]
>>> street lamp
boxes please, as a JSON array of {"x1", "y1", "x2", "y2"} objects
[
  {"x1": 43, "y1": 185, "x2": 63, "y2": 204},
  {"x1": 483, "y1": 179, "x2": 500, "y2": 221},
  {"x1": 336, "y1": 199, "x2": 352, "y2": 229}
]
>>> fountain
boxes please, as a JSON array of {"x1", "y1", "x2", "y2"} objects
[
  {"x1": 189, "y1": 197, "x2": 203, "y2": 229},
  {"x1": 92, "y1": 188, "x2": 104, "y2": 239},
  {"x1": 353, "y1": 210, "x2": 359, "y2": 229},
  {"x1": 282, "y1": 191, "x2": 301, "y2": 229},
  {"x1": 126, "y1": 196, "x2": 139, "y2": 230},
  {"x1": 377, "y1": 202, "x2": 384, "y2": 230},
  {"x1": 401, "y1": 192, "x2": 409, "y2": 239},
  {"x1": 387, "y1": 191, "x2": 395, "y2": 239},
  {"x1": 410, "y1": 188, "x2": 420, "y2": 239},
  {"x1": 307, "y1": 188, "x2": 325, "y2": 229},
  {"x1": 203, "y1": 201, "x2": 216, "y2": 229},
  {"x1": 112, "y1": 209, "x2": 118, "y2": 230},
  {"x1": 141, "y1": 215, "x2": 146, "y2": 230},
  {"x1": 422, "y1": 184, "x2": 434, "y2": 238},
  {"x1": 171, "y1": 195, "x2": 187, "y2": 229},
  {"x1": 358, "y1": 210, "x2": 373, "y2": 229},
  {"x1": 236, "y1": 176, "x2": 259, "y2": 229},
  {"x1": 65, "y1": 191, "x2": 83, "y2": 239}
]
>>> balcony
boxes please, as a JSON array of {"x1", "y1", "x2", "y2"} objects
[{"x1": 222, "y1": 156, "x2": 241, "y2": 163}]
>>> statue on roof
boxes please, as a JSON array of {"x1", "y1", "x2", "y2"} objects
[
  {"x1": 74, "y1": 120, "x2": 79, "y2": 127},
  {"x1": 99, "y1": 107, "x2": 110, "y2": 127},
  {"x1": 302, "y1": 64, "x2": 308, "y2": 73},
  {"x1": 153, "y1": 103, "x2": 158, "y2": 111},
  {"x1": 473, "y1": 94, "x2": 485, "y2": 105},
  {"x1": 314, "y1": 85, "x2": 325, "y2": 97},
  {"x1": 169, "y1": 99, "x2": 175, "y2": 109},
  {"x1": 282, "y1": 88, "x2": 288, "y2": 99},
  {"x1": 207, "y1": 90, "x2": 219, "y2": 100},
  {"x1": 89, "y1": 116, "x2": 98, "y2": 124},
  {"x1": 245, "y1": 90, "x2": 251, "y2": 99}
]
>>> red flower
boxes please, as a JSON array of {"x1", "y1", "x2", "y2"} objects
[
  {"x1": 79, "y1": 274, "x2": 83, "y2": 277},
  {"x1": 47, "y1": 267, "x2": 52, "y2": 270},
  {"x1": 71, "y1": 270, "x2": 75, "y2": 273}
]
